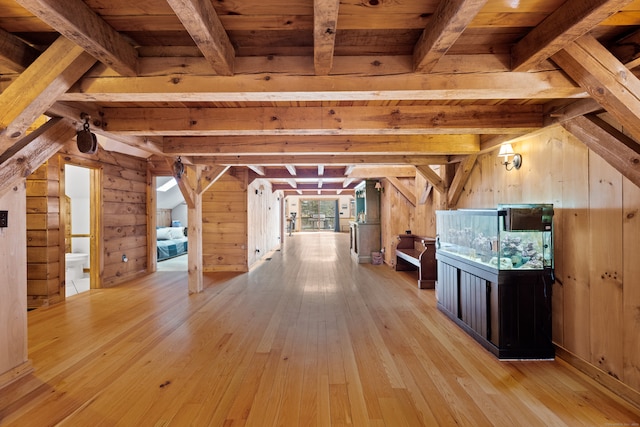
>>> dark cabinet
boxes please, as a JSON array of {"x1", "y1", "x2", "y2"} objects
[{"x1": 436, "y1": 253, "x2": 554, "y2": 359}]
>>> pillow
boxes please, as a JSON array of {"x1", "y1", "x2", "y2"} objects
[
  {"x1": 169, "y1": 227, "x2": 185, "y2": 239},
  {"x1": 156, "y1": 227, "x2": 172, "y2": 240}
]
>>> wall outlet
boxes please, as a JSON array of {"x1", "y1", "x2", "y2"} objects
[{"x1": 0, "y1": 211, "x2": 7, "y2": 227}]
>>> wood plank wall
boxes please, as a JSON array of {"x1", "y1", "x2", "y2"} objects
[
  {"x1": 247, "y1": 179, "x2": 282, "y2": 268},
  {"x1": 0, "y1": 181, "x2": 30, "y2": 388},
  {"x1": 26, "y1": 158, "x2": 63, "y2": 307},
  {"x1": 381, "y1": 125, "x2": 640, "y2": 395},
  {"x1": 202, "y1": 168, "x2": 248, "y2": 272},
  {"x1": 380, "y1": 173, "x2": 437, "y2": 267},
  {"x1": 100, "y1": 151, "x2": 148, "y2": 287}
]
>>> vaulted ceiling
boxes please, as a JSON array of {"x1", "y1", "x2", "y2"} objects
[{"x1": 2, "y1": 0, "x2": 640, "y2": 200}]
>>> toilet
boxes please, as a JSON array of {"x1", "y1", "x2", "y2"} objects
[{"x1": 65, "y1": 253, "x2": 89, "y2": 280}]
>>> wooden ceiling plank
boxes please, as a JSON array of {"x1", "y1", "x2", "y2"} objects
[
  {"x1": 415, "y1": 165, "x2": 446, "y2": 194},
  {"x1": 61, "y1": 70, "x2": 586, "y2": 102},
  {"x1": 314, "y1": 0, "x2": 340, "y2": 75},
  {"x1": 15, "y1": 0, "x2": 138, "y2": 76},
  {"x1": 165, "y1": 0, "x2": 235, "y2": 76},
  {"x1": 0, "y1": 37, "x2": 96, "y2": 154},
  {"x1": 104, "y1": 105, "x2": 539, "y2": 136},
  {"x1": 511, "y1": 0, "x2": 634, "y2": 72},
  {"x1": 162, "y1": 133, "x2": 478, "y2": 155},
  {"x1": 0, "y1": 27, "x2": 40, "y2": 72},
  {"x1": 563, "y1": 115, "x2": 640, "y2": 188},
  {"x1": 552, "y1": 34, "x2": 640, "y2": 144},
  {"x1": 0, "y1": 118, "x2": 76, "y2": 194},
  {"x1": 413, "y1": 0, "x2": 488, "y2": 73},
  {"x1": 387, "y1": 176, "x2": 417, "y2": 207}
]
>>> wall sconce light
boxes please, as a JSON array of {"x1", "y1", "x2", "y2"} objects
[
  {"x1": 498, "y1": 143, "x2": 522, "y2": 171},
  {"x1": 374, "y1": 181, "x2": 384, "y2": 192}
]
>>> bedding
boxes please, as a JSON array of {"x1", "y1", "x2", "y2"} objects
[{"x1": 157, "y1": 226, "x2": 188, "y2": 261}]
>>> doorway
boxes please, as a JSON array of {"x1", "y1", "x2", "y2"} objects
[
  {"x1": 64, "y1": 164, "x2": 101, "y2": 295},
  {"x1": 299, "y1": 199, "x2": 337, "y2": 231}
]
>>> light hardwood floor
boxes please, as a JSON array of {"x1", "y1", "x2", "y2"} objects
[{"x1": 2, "y1": 232, "x2": 640, "y2": 426}]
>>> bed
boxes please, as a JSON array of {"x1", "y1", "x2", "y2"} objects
[{"x1": 156, "y1": 226, "x2": 188, "y2": 261}]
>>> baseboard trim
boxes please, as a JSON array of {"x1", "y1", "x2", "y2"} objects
[
  {"x1": 556, "y1": 345, "x2": 640, "y2": 410},
  {"x1": 0, "y1": 360, "x2": 33, "y2": 390}
]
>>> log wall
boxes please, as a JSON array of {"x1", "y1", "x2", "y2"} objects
[{"x1": 26, "y1": 158, "x2": 64, "y2": 307}]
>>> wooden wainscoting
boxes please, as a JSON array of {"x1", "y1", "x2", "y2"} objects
[{"x1": 1, "y1": 233, "x2": 639, "y2": 426}]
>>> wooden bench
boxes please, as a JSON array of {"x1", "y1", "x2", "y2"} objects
[{"x1": 395, "y1": 234, "x2": 437, "y2": 289}]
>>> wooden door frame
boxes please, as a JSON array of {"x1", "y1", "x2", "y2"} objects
[{"x1": 60, "y1": 158, "x2": 103, "y2": 291}]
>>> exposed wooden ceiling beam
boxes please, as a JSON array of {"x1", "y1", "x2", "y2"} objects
[
  {"x1": 175, "y1": 154, "x2": 449, "y2": 166},
  {"x1": 413, "y1": 0, "x2": 488, "y2": 73},
  {"x1": 247, "y1": 165, "x2": 266, "y2": 175},
  {"x1": 0, "y1": 27, "x2": 40, "y2": 72},
  {"x1": 447, "y1": 154, "x2": 478, "y2": 207},
  {"x1": 163, "y1": 134, "x2": 479, "y2": 155},
  {"x1": 273, "y1": 182, "x2": 355, "y2": 190},
  {"x1": 387, "y1": 177, "x2": 417, "y2": 207},
  {"x1": 162, "y1": 134, "x2": 478, "y2": 157},
  {"x1": 415, "y1": 165, "x2": 446, "y2": 194},
  {"x1": 105, "y1": 106, "x2": 539, "y2": 136},
  {"x1": 543, "y1": 98, "x2": 604, "y2": 126},
  {"x1": 552, "y1": 34, "x2": 640, "y2": 144},
  {"x1": 285, "y1": 178, "x2": 297, "y2": 188},
  {"x1": 282, "y1": 189, "x2": 354, "y2": 196},
  {"x1": 563, "y1": 114, "x2": 640, "y2": 188},
  {"x1": 348, "y1": 166, "x2": 416, "y2": 178},
  {"x1": 285, "y1": 165, "x2": 297, "y2": 175},
  {"x1": 259, "y1": 167, "x2": 346, "y2": 179},
  {"x1": 61, "y1": 70, "x2": 586, "y2": 103},
  {"x1": 0, "y1": 118, "x2": 75, "y2": 194},
  {"x1": 47, "y1": 101, "x2": 164, "y2": 157},
  {"x1": 165, "y1": 0, "x2": 235, "y2": 76},
  {"x1": 314, "y1": 0, "x2": 339, "y2": 75},
  {"x1": 0, "y1": 37, "x2": 95, "y2": 154},
  {"x1": 511, "y1": 0, "x2": 634, "y2": 72},
  {"x1": 609, "y1": 29, "x2": 640, "y2": 69},
  {"x1": 15, "y1": 0, "x2": 138, "y2": 76}
]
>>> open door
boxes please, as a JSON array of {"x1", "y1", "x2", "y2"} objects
[{"x1": 63, "y1": 163, "x2": 102, "y2": 295}]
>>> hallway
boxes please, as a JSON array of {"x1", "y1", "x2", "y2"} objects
[{"x1": 1, "y1": 232, "x2": 639, "y2": 426}]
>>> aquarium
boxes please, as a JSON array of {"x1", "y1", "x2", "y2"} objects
[{"x1": 436, "y1": 204, "x2": 553, "y2": 271}]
